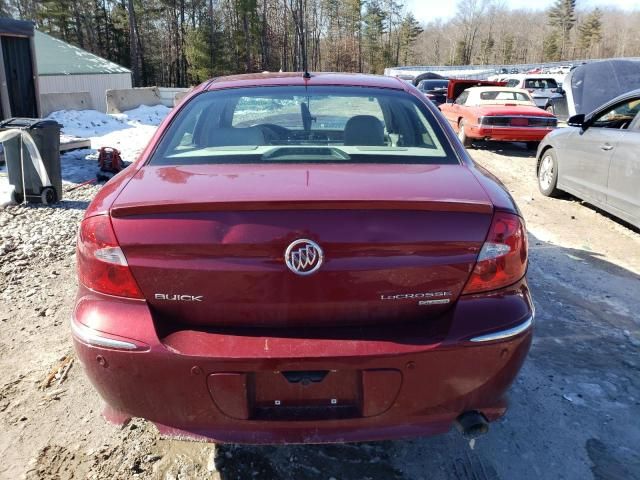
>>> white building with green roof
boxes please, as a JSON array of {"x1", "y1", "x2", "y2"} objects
[{"x1": 35, "y1": 30, "x2": 132, "y2": 114}]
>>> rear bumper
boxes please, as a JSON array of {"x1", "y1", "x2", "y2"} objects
[
  {"x1": 71, "y1": 281, "x2": 534, "y2": 444},
  {"x1": 467, "y1": 125, "x2": 553, "y2": 142}
]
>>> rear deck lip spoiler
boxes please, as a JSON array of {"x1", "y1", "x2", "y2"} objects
[
  {"x1": 110, "y1": 199, "x2": 494, "y2": 217},
  {"x1": 469, "y1": 315, "x2": 534, "y2": 343}
]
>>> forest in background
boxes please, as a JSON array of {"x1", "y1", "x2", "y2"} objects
[{"x1": 0, "y1": 0, "x2": 639, "y2": 87}]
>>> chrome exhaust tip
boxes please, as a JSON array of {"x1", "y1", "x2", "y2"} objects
[{"x1": 454, "y1": 411, "x2": 489, "y2": 439}]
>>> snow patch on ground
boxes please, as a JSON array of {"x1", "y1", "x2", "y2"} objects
[
  {"x1": 47, "y1": 109, "x2": 128, "y2": 137},
  {"x1": 111, "y1": 104, "x2": 170, "y2": 127},
  {"x1": 0, "y1": 105, "x2": 170, "y2": 205}
]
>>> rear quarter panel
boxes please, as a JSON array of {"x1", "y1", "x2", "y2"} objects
[
  {"x1": 468, "y1": 163, "x2": 520, "y2": 215},
  {"x1": 438, "y1": 104, "x2": 479, "y2": 132}
]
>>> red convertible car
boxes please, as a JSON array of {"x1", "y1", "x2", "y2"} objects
[
  {"x1": 440, "y1": 80, "x2": 557, "y2": 149},
  {"x1": 73, "y1": 72, "x2": 533, "y2": 444}
]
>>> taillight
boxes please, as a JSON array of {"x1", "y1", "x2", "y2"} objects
[
  {"x1": 462, "y1": 212, "x2": 527, "y2": 294},
  {"x1": 76, "y1": 215, "x2": 143, "y2": 298}
]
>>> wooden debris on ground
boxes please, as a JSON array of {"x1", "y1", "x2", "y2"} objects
[{"x1": 40, "y1": 354, "x2": 74, "y2": 390}]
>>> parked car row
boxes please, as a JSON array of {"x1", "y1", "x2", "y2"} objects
[
  {"x1": 486, "y1": 74, "x2": 569, "y2": 120},
  {"x1": 494, "y1": 65, "x2": 574, "y2": 76},
  {"x1": 421, "y1": 59, "x2": 640, "y2": 230}
]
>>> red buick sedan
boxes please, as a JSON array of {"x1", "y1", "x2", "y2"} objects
[{"x1": 72, "y1": 72, "x2": 533, "y2": 444}]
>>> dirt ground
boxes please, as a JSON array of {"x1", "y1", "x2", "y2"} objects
[{"x1": 1, "y1": 142, "x2": 639, "y2": 480}]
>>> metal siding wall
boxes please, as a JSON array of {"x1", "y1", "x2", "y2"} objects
[{"x1": 38, "y1": 73, "x2": 132, "y2": 113}]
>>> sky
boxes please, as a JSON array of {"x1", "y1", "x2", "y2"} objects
[{"x1": 405, "y1": 0, "x2": 640, "y2": 24}]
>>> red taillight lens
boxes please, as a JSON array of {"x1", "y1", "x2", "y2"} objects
[
  {"x1": 462, "y1": 212, "x2": 528, "y2": 295},
  {"x1": 76, "y1": 215, "x2": 143, "y2": 298}
]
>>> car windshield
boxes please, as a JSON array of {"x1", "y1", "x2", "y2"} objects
[
  {"x1": 149, "y1": 86, "x2": 457, "y2": 165},
  {"x1": 524, "y1": 78, "x2": 558, "y2": 89}
]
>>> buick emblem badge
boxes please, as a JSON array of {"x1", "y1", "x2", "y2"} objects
[{"x1": 285, "y1": 239, "x2": 323, "y2": 275}]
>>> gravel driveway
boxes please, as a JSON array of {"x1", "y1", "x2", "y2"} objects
[{"x1": 0, "y1": 142, "x2": 639, "y2": 480}]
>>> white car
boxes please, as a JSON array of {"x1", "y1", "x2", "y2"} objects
[
  {"x1": 548, "y1": 65, "x2": 572, "y2": 75},
  {"x1": 501, "y1": 75, "x2": 566, "y2": 114}
]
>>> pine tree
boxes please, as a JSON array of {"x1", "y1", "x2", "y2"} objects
[
  {"x1": 362, "y1": 0, "x2": 386, "y2": 73},
  {"x1": 578, "y1": 8, "x2": 603, "y2": 57},
  {"x1": 547, "y1": 0, "x2": 576, "y2": 59},
  {"x1": 398, "y1": 12, "x2": 422, "y2": 65},
  {"x1": 543, "y1": 31, "x2": 560, "y2": 61}
]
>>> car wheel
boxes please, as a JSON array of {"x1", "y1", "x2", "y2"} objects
[
  {"x1": 538, "y1": 149, "x2": 561, "y2": 197},
  {"x1": 458, "y1": 120, "x2": 472, "y2": 148}
]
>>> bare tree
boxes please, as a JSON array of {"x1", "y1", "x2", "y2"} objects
[{"x1": 127, "y1": 0, "x2": 141, "y2": 86}]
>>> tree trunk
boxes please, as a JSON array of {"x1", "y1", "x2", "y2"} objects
[
  {"x1": 127, "y1": 0, "x2": 141, "y2": 86},
  {"x1": 209, "y1": 0, "x2": 216, "y2": 75},
  {"x1": 180, "y1": 0, "x2": 187, "y2": 85}
]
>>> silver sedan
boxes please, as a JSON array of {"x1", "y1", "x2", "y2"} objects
[{"x1": 536, "y1": 89, "x2": 640, "y2": 229}]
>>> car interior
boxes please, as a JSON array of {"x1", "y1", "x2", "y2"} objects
[
  {"x1": 178, "y1": 95, "x2": 440, "y2": 150},
  {"x1": 590, "y1": 98, "x2": 640, "y2": 130}
]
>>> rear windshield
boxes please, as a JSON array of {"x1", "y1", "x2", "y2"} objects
[
  {"x1": 480, "y1": 90, "x2": 532, "y2": 102},
  {"x1": 418, "y1": 80, "x2": 448, "y2": 90},
  {"x1": 149, "y1": 86, "x2": 458, "y2": 165},
  {"x1": 524, "y1": 78, "x2": 558, "y2": 89}
]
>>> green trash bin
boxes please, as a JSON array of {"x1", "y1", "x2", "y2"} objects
[{"x1": 0, "y1": 118, "x2": 61, "y2": 204}]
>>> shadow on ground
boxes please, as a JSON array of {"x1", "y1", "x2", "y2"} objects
[
  {"x1": 469, "y1": 141, "x2": 536, "y2": 158},
  {"x1": 11, "y1": 199, "x2": 90, "y2": 211}
]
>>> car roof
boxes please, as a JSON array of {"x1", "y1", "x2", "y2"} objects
[{"x1": 205, "y1": 72, "x2": 409, "y2": 91}]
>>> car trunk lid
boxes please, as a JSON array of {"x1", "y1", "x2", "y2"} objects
[{"x1": 110, "y1": 164, "x2": 494, "y2": 328}]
